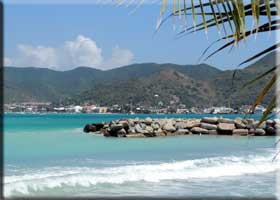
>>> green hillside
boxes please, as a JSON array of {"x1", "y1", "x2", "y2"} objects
[{"x1": 4, "y1": 53, "x2": 276, "y2": 107}]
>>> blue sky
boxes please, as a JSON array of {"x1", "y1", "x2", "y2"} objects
[{"x1": 4, "y1": 2, "x2": 278, "y2": 70}]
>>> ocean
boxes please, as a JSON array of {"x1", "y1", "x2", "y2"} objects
[{"x1": 4, "y1": 113, "x2": 280, "y2": 198}]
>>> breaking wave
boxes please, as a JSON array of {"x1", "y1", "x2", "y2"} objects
[{"x1": 4, "y1": 153, "x2": 279, "y2": 197}]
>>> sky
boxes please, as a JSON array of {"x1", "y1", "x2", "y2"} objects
[{"x1": 4, "y1": 1, "x2": 278, "y2": 70}]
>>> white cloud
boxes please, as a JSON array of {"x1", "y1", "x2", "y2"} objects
[
  {"x1": 7, "y1": 35, "x2": 135, "y2": 70},
  {"x1": 102, "y1": 46, "x2": 135, "y2": 70},
  {"x1": 16, "y1": 44, "x2": 58, "y2": 68},
  {"x1": 61, "y1": 35, "x2": 103, "y2": 68},
  {"x1": 4, "y1": 57, "x2": 13, "y2": 66}
]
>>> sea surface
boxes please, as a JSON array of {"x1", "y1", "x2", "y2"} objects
[{"x1": 4, "y1": 113, "x2": 280, "y2": 198}]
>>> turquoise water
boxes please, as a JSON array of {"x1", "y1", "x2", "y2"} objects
[{"x1": 4, "y1": 113, "x2": 279, "y2": 197}]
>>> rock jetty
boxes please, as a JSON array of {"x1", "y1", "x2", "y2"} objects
[{"x1": 83, "y1": 117, "x2": 278, "y2": 138}]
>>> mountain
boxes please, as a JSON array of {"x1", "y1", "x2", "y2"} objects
[{"x1": 4, "y1": 53, "x2": 277, "y2": 107}]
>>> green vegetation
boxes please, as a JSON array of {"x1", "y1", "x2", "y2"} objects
[{"x1": 4, "y1": 52, "x2": 275, "y2": 107}]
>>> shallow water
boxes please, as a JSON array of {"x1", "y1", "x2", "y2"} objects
[{"x1": 4, "y1": 113, "x2": 279, "y2": 197}]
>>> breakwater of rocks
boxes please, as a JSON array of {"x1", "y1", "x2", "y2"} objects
[{"x1": 83, "y1": 117, "x2": 278, "y2": 137}]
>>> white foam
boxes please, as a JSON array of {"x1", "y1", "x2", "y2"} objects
[{"x1": 4, "y1": 154, "x2": 280, "y2": 196}]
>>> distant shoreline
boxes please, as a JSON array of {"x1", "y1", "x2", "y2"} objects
[{"x1": 3, "y1": 111, "x2": 265, "y2": 115}]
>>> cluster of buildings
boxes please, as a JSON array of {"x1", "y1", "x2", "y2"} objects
[{"x1": 3, "y1": 102, "x2": 276, "y2": 115}]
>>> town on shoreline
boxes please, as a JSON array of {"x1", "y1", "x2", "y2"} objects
[{"x1": 4, "y1": 102, "x2": 278, "y2": 115}]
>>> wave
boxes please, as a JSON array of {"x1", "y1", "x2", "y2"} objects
[{"x1": 4, "y1": 153, "x2": 280, "y2": 196}]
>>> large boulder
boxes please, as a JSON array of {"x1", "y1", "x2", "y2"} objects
[
  {"x1": 127, "y1": 119, "x2": 135, "y2": 127},
  {"x1": 200, "y1": 123, "x2": 217, "y2": 130},
  {"x1": 201, "y1": 117, "x2": 218, "y2": 124},
  {"x1": 266, "y1": 120, "x2": 275, "y2": 128},
  {"x1": 190, "y1": 127, "x2": 208, "y2": 134},
  {"x1": 121, "y1": 122, "x2": 130, "y2": 132},
  {"x1": 208, "y1": 130, "x2": 218, "y2": 135},
  {"x1": 185, "y1": 120, "x2": 201, "y2": 129},
  {"x1": 248, "y1": 128, "x2": 256, "y2": 136},
  {"x1": 155, "y1": 119, "x2": 167, "y2": 128},
  {"x1": 234, "y1": 118, "x2": 246, "y2": 129},
  {"x1": 233, "y1": 129, "x2": 248, "y2": 136},
  {"x1": 154, "y1": 128, "x2": 166, "y2": 137},
  {"x1": 83, "y1": 124, "x2": 97, "y2": 133},
  {"x1": 253, "y1": 121, "x2": 266, "y2": 129},
  {"x1": 175, "y1": 122, "x2": 188, "y2": 129},
  {"x1": 175, "y1": 129, "x2": 190, "y2": 135},
  {"x1": 108, "y1": 124, "x2": 124, "y2": 137},
  {"x1": 92, "y1": 123, "x2": 105, "y2": 131},
  {"x1": 266, "y1": 127, "x2": 276, "y2": 136},
  {"x1": 117, "y1": 128, "x2": 127, "y2": 137},
  {"x1": 145, "y1": 126, "x2": 154, "y2": 133},
  {"x1": 163, "y1": 122, "x2": 176, "y2": 132},
  {"x1": 245, "y1": 119, "x2": 255, "y2": 129},
  {"x1": 128, "y1": 127, "x2": 136, "y2": 134},
  {"x1": 217, "y1": 123, "x2": 235, "y2": 135},
  {"x1": 144, "y1": 117, "x2": 153, "y2": 125},
  {"x1": 274, "y1": 119, "x2": 280, "y2": 125},
  {"x1": 217, "y1": 118, "x2": 234, "y2": 124},
  {"x1": 151, "y1": 122, "x2": 160, "y2": 130},
  {"x1": 255, "y1": 128, "x2": 266, "y2": 136},
  {"x1": 135, "y1": 124, "x2": 145, "y2": 133}
]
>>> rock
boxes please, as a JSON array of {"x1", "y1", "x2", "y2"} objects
[
  {"x1": 234, "y1": 118, "x2": 246, "y2": 129},
  {"x1": 139, "y1": 123, "x2": 146, "y2": 129},
  {"x1": 144, "y1": 132, "x2": 156, "y2": 137},
  {"x1": 200, "y1": 123, "x2": 217, "y2": 130},
  {"x1": 128, "y1": 127, "x2": 136, "y2": 134},
  {"x1": 135, "y1": 124, "x2": 145, "y2": 133},
  {"x1": 208, "y1": 130, "x2": 218, "y2": 135},
  {"x1": 126, "y1": 133, "x2": 145, "y2": 138},
  {"x1": 145, "y1": 126, "x2": 154, "y2": 133},
  {"x1": 275, "y1": 124, "x2": 280, "y2": 129},
  {"x1": 233, "y1": 129, "x2": 248, "y2": 136},
  {"x1": 274, "y1": 119, "x2": 280, "y2": 125},
  {"x1": 128, "y1": 119, "x2": 135, "y2": 127},
  {"x1": 92, "y1": 123, "x2": 105, "y2": 131},
  {"x1": 245, "y1": 119, "x2": 255, "y2": 129},
  {"x1": 132, "y1": 118, "x2": 139, "y2": 123},
  {"x1": 117, "y1": 128, "x2": 127, "y2": 137},
  {"x1": 185, "y1": 120, "x2": 201, "y2": 128},
  {"x1": 110, "y1": 124, "x2": 123, "y2": 130},
  {"x1": 175, "y1": 122, "x2": 188, "y2": 129},
  {"x1": 217, "y1": 118, "x2": 234, "y2": 124},
  {"x1": 255, "y1": 128, "x2": 266, "y2": 136},
  {"x1": 108, "y1": 124, "x2": 124, "y2": 137},
  {"x1": 144, "y1": 117, "x2": 153, "y2": 125},
  {"x1": 165, "y1": 131, "x2": 177, "y2": 136},
  {"x1": 175, "y1": 129, "x2": 190, "y2": 135},
  {"x1": 121, "y1": 123, "x2": 130, "y2": 132},
  {"x1": 253, "y1": 121, "x2": 266, "y2": 129},
  {"x1": 151, "y1": 122, "x2": 160, "y2": 130},
  {"x1": 154, "y1": 129, "x2": 166, "y2": 137},
  {"x1": 163, "y1": 122, "x2": 176, "y2": 132},
  {"x1": 201, "y1": 117, "x2": 218, "y2": 124},
  {"x1": 266, "y1": 127, "x2": 276, "y2": 135},
  {"x1": 190, "y1": 127, "x2": 208, "y2": 134},
  {"x1": 266, "y1": 120, "x2": 275, "y2": 128},
  {"x1": 155, "y1": 119, "x2": 167, "y2": 128},
  {"x1": 217, "y1": 123, "x2": 235, "y2": 135},
  {"x1": 83, "y1": 124, "x2": 97, "y2": 133},
  {"x1": 248, "y1": 128, "x2": 256, "y2": 136},
  {"x1": 118, "y1": 120, "x2": 128, "y2": 125}
]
